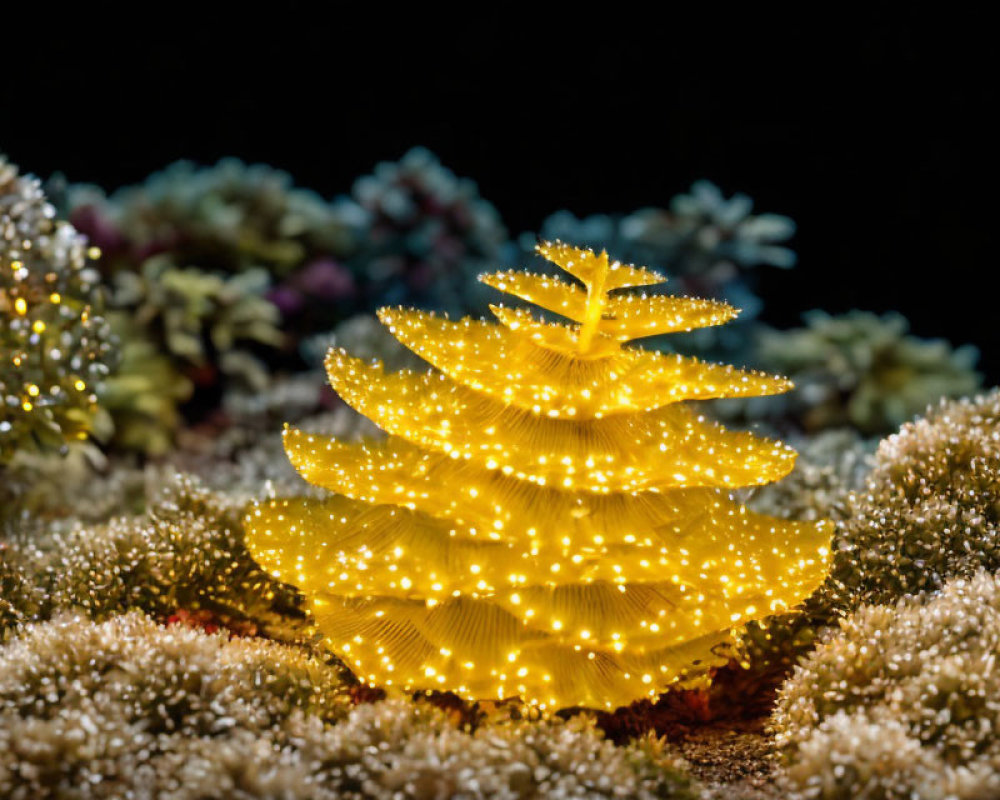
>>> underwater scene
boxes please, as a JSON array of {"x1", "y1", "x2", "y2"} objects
[{"x1": 0, "y1": 14, "x2": 996, "y2": 799}]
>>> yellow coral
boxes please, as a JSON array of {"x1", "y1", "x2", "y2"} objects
[{"x1": 246, "y1": 241, "x2": 831, "y2": 710}]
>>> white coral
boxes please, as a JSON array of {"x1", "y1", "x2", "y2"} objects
[
  {"x1": 830, "y1": 390, "x2": 1000, "y2": 608},
  {"x1": 0, "y1": 612, "x2": 694, "y2": 799},
  {"x1": 773, "y1": 570, "x2": 1000, "y2": 799}
]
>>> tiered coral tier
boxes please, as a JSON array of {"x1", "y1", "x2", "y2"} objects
[{"x1": 246, "y1": 241, "x2": 831, "y2": 710}]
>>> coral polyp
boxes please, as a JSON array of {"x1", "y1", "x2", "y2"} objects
[{"x1": 246, "y1": 241, "x2": 832, "y2": 710}]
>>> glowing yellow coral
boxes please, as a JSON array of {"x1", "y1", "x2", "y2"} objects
[{"x1": 246, "y1": 241, "x2": 832, "y2": 710}]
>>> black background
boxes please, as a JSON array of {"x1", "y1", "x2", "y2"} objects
[{"x1": 2, "y1": 9, "x2": 996, "y2": 380}]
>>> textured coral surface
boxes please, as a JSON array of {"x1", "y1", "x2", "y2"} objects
[{"x1": 773, "y1": 571, "x2": 1000, "y2": 799}]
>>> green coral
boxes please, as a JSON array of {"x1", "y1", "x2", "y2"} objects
[
  {"x1": 0, "y1": 156, "x2": 117, "y2": 462},
  {"x1": 95, "y1": 313, "x2": 193, "y2": 455},
  {"x1": 116, "y1": 255, "x2": 282, "y2": 386},
  {"x1": 56, "y1": 159, "x2": 363, "y2": 453},
  {"x1": 755, "y1": 310, "x2": 981, "y2": 434},
  {"x1": 93, "y1": 259, "x2": 284, "y2": 453},
  {"x1": 115, "y1": 257, "x2": 283, "y2": 371},
  {"x1": 772, "y1": 570, "x2": 1000, "y2": 799}
]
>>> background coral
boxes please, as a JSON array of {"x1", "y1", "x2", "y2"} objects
[
  {"x1": 753, "y1": 310, "x2": 981, "y2": 435},
  {"x1": 0, "y1": 156, "x2": 117, "y2": 461},
  {"x1": 536, "y1": 180, "x2": 796, "y2": 279},
  {"x1": 49, "y1": 151, "x2": 508, "y2": 452},
  {"x1": 54, "y1": 159, "x2": 363, "y2": 451},
  {"x1": 59, "y1": 158, "x2": 359, "y2": 279},
  {"x1": 772, "y1": 570, "x2": 1000, "y2": 800},
  {"x1": 348, "y1": 147, "x2": 509, "y2": 315},
  {"x1": 746, "y1": 429, "x2": 877, "y2": 525}
]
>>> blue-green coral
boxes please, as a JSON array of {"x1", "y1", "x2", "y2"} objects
[
  {"x1": 538, "y1": 180, "x2": 796, "y2": 276},
  {"x1": 95, "y1": 259, "x2": 285, "y2": 454},
  {"x1": 114, "y1": 257, "x2": 283, "y2": 385},
  {"x1": 348, "y1": 147, "x2": 509, "y2": 314},
  {"x1": 754, "y1": 310, "x2": 981, "y2": 435},
  {"x1": 0, "y1": 156, "x2": 117, "y2": 461}
]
